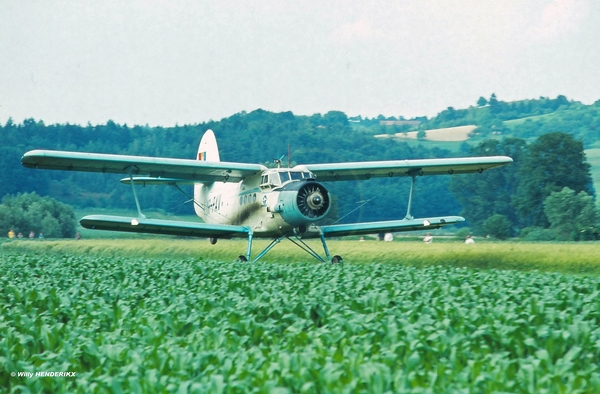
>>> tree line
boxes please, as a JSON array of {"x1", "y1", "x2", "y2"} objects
[
  {"x1": 1, "y1": 96, "x2": 598, "y2": 240},
  {"x1": 451, "y1": 133, "x2": 597, "y2": 240}
]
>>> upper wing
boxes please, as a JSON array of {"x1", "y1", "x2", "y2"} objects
[
  {"x1": 295, "y1": 156, "x2": 512, "y2": 181},
  {"x1": 21, "y1": 150, "x2": 265, "y2": 183},
  {"x1": 80, "y1": 215, "x2": 250, "y2": 238},
  {"x1": 305, "y1": 216, "x2": 464, "y2": 238}
]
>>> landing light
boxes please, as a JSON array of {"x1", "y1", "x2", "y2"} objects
[
  {"x1": 131, "y1": 219, "x2": 139, "y2": 226},
  {"x1": 423, "y1": 220, "x2": 431, "y2": 226}
]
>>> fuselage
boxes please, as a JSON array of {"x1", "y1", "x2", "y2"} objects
[{"x1": 194, "y1": 168, "x2": 330, "y2": 237}]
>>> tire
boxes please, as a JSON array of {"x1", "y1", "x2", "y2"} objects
[{"x1": 331, "y1": 255, "x2": 343, "y2": 264}]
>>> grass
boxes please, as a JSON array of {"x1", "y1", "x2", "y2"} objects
[
  {"x1": 502, "y1": 113, "x2": 559, "y2": 127},
  {"x1": 3, "y1": 238, "x2": 600, "y2": 275}
]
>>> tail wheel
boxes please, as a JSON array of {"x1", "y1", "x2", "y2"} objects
[{"x1": 331, "y1": 255, "x2": 343, "y2": 264}]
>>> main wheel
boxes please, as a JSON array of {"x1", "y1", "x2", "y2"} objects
[
  {"x1": 209, "y1": 237, "x2": 218, "y2": 245},
  {"x1": 331, "y1": 255, "x2": 343, "y2": 264},
  {"x1": 237, "y1": 255, "x2": 248, "y2": 262}
]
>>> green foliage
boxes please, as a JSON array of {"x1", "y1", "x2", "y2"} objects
[
  {"x1": 520, "y1": 227, "x2": 557, "y2": 242},
  {"x1": 514, "y1": 133, "x2": 594, "y2": 227},
  {"x1": 2, "y1": 252, "x2": 600, "y2": 392},
  {"x1": 422, "y1": 94, "x2": 579, "y2": 130},
  {"x1": 543, "y1": 187, "x2": 600, "y2": 241},
  {"x1": 455, "y1": 227, "x2": 472, "y2": 239},
  {"x1": 482, "y1": 214, "x2": 512, "y2": 239},
  {"x1": 0, "y1": 192, "x2": 76, "y2": 238},
  {"x1": 504, "y1": 101, "x2": 600, "y2": 146},
  {"x1": 450, "y1": 138, "x2": 527, "y2": 232}
]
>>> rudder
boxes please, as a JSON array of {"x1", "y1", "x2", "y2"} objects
[
  {"x1": 197, "y1": 129, "x2": 221, "y2": 162},
  {"x1": 194, "y1": 130, "x2": 220, "y2": 218}
]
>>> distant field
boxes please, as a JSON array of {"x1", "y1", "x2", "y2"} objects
[
  {"x1": 4, "y1": 238, "x2": 600, "y2": 275},
  {"x1": 376, "y1": 125, "x2": 477, "y2": 142}
]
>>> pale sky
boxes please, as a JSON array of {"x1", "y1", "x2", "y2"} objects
[{"x1": 1, "y1": 0, "x2": 599, "y2": 126}]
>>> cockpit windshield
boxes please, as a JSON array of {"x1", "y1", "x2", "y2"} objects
[
  {"x1": 260, "y1": 170, "x2": 315, "y2": 188},
  {"x1": 290, "y1": 172, "x2": 304, "y2": 180},
  {"x1": 279, "y1": 172, "x2": 290, "y2": 183}
]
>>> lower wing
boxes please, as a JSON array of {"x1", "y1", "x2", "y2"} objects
[
  {"x1": 308, "y1": 216, "x2": 464, "y2": 238},
  {"x1": 80, "y1": 215, "x2": 250, "y2": 238}
]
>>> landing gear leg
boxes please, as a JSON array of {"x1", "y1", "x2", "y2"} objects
[
  {"x1": 244, "y1": 232, "x2": 254, "y2": 262},
  {"x1": 243, "y1": 230, "x2": 342, "y2": 264},
  {"x1": 320, "y1": 232, "x2": 343, "y2": 264},
  {"x1": 251, "y1": 236, "x2": 283, "y2": 263},
  {"x1": 319, "y1": 233, "x2": 332, "y2": 261}
]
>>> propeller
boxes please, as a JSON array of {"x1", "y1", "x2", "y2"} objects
[{"x1": 297, "y1": 183, "x2": 329, "y2": 218}]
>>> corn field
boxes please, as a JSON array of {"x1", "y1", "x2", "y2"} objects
[{"x1": 2, "y1": 252, "x2": 600, "y2": 392}]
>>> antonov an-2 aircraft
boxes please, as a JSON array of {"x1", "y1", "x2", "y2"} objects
[{"x1": 21, "y1": 130, "x2": 512, "y2": 263}]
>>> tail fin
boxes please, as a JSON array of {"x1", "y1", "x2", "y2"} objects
[
  {"x1": 197, "y1": 129, "x2": 220, "y2": 162},
  {"x1": 194, "y1": 130, "x2": 220, "y2": 218}
]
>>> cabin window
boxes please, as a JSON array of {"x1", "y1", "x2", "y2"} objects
[{"x1": 239, "y1": 196, "x2": 243, "y2": 205}]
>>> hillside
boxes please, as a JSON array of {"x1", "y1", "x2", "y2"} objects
[
  {"x1": 2, "y1": 94, "x2": 599, "y2": 235},
  {"x1": 360, "y1": 96, "x2": 600, "y2": 202}
]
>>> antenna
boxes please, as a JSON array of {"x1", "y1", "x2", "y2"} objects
[{"x1": 288, "y1": 144, "x2": 291, "y2": 168}]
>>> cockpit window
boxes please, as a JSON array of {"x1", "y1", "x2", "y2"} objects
[
  {"x1": 261, "y1": 170, "x2": 316, "y2": 188},
  {"x1": 279, "y1": 172, "x2": 290, "y2": 183},
  {"x1": 290, "y1": 172, "x2": 303, "y2": 180},
  {"x1": 268, "y1": 173, "x2": 281, "y2": 186}
]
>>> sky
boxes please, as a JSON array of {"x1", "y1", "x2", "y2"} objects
[{"x1": 1, "y1": 0, "x2": 599, "y2": 126}]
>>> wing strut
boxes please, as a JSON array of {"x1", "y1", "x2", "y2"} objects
[
  {"x1": 168, "y1": 182, "x2": 205, "y2": 212},
  {"x1": 404, "y1": 175, "x2": 416, "y2": 220},
  {"x1": 129, "y1": 168, "x2": 146, "y2": 221}
]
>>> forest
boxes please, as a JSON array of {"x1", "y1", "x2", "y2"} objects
[{"x1": 2, "y1": 94, "x2": 599, "y2": 240}]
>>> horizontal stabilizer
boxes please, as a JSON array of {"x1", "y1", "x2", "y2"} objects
[
  {"x1": 80, "y1": 215, "x2": 250, "y2": 238},
  {"x1": 311, "y1": 216, "x2": 464, "y2": 238}
]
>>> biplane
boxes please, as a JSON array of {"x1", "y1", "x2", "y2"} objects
[{"x1": 21, "y1": 130, "x2": 512, "y2": 263}]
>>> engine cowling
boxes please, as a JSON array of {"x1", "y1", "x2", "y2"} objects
[{"x1": 274, "y1": 180, "x2": 331, "y2": 227}]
